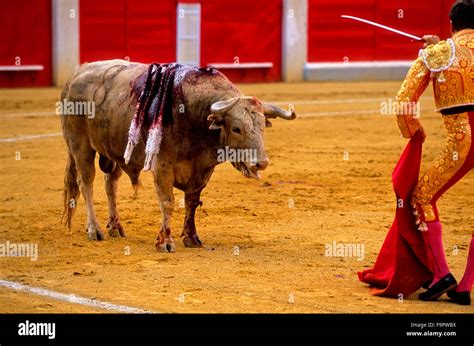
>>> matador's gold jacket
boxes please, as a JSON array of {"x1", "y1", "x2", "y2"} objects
[{"x1": 396, "y1": 29, "x2": 474, "y2": 137}]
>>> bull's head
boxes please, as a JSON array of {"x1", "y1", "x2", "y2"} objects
[{"x1": 208, "y1": 96, "x2": 296, "y2": 179}]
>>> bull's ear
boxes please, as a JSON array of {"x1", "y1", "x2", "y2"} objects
[
  {"x1": 265, "y1": 118, "x2": 273, "y2": 128},
  {"x1": 208, "y1": 114, "x2": 224, "y2": 130}
]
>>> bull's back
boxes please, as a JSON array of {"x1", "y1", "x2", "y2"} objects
[
  {"x1": 64, "y1": 59, "x2": 145, "y2": 103},
  {"x1": 61, "y1": 60, "x2": 147, "y2": 163}
]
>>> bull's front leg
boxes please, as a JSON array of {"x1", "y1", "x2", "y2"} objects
[
  {"x1": 181, "y1": 190, "x2": 203, "y2": 248},
  {"x1": 154, "y1": 168, "x2": 176, "y2": 253}
]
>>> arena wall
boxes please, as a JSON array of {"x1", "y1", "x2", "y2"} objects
[
  {"x1": 0, "y1": 0, "x2": 52, "y2": 87},
  {"x1": 305, "y1": 0, "x2": 454, "y2": 80},
  {"x1": 0, "y1": 0, "x2": 457, "y2": 87}
]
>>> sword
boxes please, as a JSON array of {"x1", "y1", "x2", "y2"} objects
[{"x1": 341, "y1": 15, "x2": 422, "y2": 41}]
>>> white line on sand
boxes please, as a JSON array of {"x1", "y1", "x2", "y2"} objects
[
  {"x1": 0, "y1": 109, "x2": 382, "y2": 143},
  {"x1": 0, "y1": 132, "x2": 62, "y2": 143},
  {"x1": 0, "y1": 279, "x2": 155, "y2": 314},
  {"x1": 0, "y1": 95, "x2": 433, "y2": 142},
  {"x1": 270, "y1": 96, "x2": 431, "y2": 106},
  {"x1": 0, "y1": 96, "x2": 433, "y2": 117},
  {"x1": 298, "y1": 109, "x2": 380, "y2": 117},
  {"x1": 0, "y1": 111, "x2": 56, "y2": 118}
]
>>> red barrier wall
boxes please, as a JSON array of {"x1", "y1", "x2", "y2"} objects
[
  {"x1": 79, "y1": 0, "x2": 176, "y2": 64},
  {"x1": 199, "y1": 0, "x2": 282, "y2": 82},
  {"x1": 308, "y1": 0, "x2": 454, "y2": 62},
  {"x1": 81, "y1": 0, "x2": 282, "y2": 83},
  {"x1": 4, "y1": 0, "x2": 454, "y2": 87},
  {"x1": 0, "y1": 0, "x2": 52, "y2": 87}
]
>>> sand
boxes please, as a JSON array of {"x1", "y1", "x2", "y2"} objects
[{"x1": 0, "y1": 82, "x2": 472, "y2": 313}]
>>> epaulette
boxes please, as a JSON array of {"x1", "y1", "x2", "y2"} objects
[{"x1": 419, "y1": 39, "x2": 456, "y2": 73}]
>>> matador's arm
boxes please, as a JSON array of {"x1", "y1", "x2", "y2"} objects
[{"x1": 395, "y1": 56, "x2": 431, "y2": 138}]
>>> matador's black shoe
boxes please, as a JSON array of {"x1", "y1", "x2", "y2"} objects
[
  {"x1": 447, "y1": 290, "x2": 471, "y2": 306},
  {"x1": 421, "y1": 280, "x2": 432, "y2": 289},
  {"x1": 418, "y1": 273, "x2": 457, "y2": 301}
]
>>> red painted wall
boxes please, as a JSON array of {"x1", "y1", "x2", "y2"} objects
[
  {"x1": 80, "y1": 0, "x2": 282, "y2": 83},
  {"x1": 308, "y1": 0, "x2": 454, "y2": 62},
  {"x1": 199, "y1": 0, "x2": 282, "y2": 82},
  {"x1": 3, "y1": 0, "x2": 453, "y2": 87},
  {"x1": 0, "y1": 0, "x2": 52, "y2": 87},
  {"x1": 79, "y1": 0, "x2": 176, "y2": 64}
]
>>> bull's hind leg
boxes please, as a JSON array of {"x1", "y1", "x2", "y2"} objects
[
  {"x1": 73, "y1": 147, "x2": 105, "y2": 241},
  {"x1": 181, "y1": 190, "x2": 203, "y2": 248},
  {"x1": 154, "y1": 168, "x2": 176, "y2": 253},
  {"x1": 104, "y1": 164, "x2": 126, "y2": 237}
]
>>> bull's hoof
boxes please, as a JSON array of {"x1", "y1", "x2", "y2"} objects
[
  {"x1": 107, "y1": 218, "x2": 126, "y2": 238},
  {"x1": 87, "y1": 227, "x2": 105, "y2": 241},
  {"x1": 183, "y1": 235, "x2": 203, "y2": 248},
  {"x1": 156, "y1": 242, "x2": 176, "y2": 253}
]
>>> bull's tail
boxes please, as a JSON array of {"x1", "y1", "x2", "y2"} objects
[{"x1": 62, "y1": 151, "x2": 80, "y2": 229}]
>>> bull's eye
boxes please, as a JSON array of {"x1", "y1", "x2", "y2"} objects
[{"x1": 232, "y1": 127, "x2": 242, "y2": 134}]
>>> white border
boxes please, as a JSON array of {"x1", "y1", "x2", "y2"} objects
[{"x1": 0, "y1": 279, "x2": 155, "y2": 313}]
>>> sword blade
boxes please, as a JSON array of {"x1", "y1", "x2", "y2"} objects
[{"x1": 341, "y1": 15, "x2": 422, "y2": 41}]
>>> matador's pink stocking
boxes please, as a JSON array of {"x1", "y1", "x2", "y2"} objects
[
  {"x1": 422, "y1": 221, "x2": 450, "y2": 285},
  {"x1": 457, "y1": 236, "x2": 474, "y2": 293}
]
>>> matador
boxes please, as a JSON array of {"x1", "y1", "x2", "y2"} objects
[{"x1": 395, "y1": 0, "x2": 474, "y2": 305}]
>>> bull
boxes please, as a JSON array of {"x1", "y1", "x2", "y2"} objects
[{"x1": 61, "y1": 60, "x2": 296, "y2": 252}]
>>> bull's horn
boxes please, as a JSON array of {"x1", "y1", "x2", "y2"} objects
[
  {"x1": 210, "y1": 97, "x2": 241, "y2": 114},
  {"x1": 262, "y1": 102, "x2": 296, "y2": 120}
]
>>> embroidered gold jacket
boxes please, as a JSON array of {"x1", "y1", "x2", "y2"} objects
[{"x1": 395, "y1": 29, "x2": 474, "y2": 138}]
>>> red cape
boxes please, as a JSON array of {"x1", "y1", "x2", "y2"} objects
[{"x1": 358, "y1": 131, "x2": 433, "y2": 297}]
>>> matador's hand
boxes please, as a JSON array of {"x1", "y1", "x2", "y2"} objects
[{"x1": 422, "y1": 35, "x2": 440, "y2": 48}]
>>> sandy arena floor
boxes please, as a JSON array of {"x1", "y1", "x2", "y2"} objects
[{"x1": 0, "y1": 82, "x2": 472, "y2": 313}]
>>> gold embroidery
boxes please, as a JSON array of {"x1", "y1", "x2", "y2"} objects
[
  {"x1": 395, "y1": 58, "x2": 429, "y2": 137},
  {"x1": 412, "y1": 113, "x2": 472, "y2": 225},
  {"x1": 420, "y1": 40, "x2": 455, "y2": 72},
  {"x1": 431, "y1": 29, "x2": 474, "y2": 112}
]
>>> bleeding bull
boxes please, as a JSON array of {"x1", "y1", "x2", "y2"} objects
[{"x1": 61, "y1": 60, "x2": 296, "y2": 252}]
